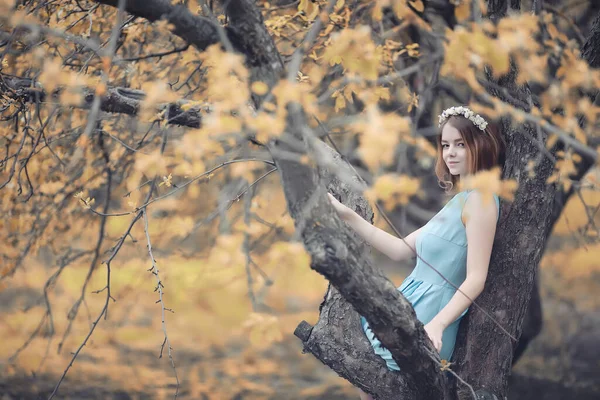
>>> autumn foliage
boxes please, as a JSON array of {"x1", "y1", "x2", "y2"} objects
[{"x1": 0, "y1": 0, "x2": 599, "y2": 398}]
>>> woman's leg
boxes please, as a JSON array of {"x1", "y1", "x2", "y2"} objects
[{"x1": 357, "y1": 388, "x2": 374, "y2": 400}]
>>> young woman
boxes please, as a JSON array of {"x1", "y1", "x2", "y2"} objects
[{"x1": 328, "y1": 106, "x2": 506, "y2": 400}]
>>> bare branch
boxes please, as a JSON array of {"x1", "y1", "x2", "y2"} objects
[{"x1": 142, "y1": 207, "x2": 180, "y2": 399}]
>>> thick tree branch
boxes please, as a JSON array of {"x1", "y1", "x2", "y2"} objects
[
  {"x1": 94, "y1": 0, "x2": 234, "y2": 52},
  {"x1": 0, "y1": 73, "x2": 204, "y2": 128}
]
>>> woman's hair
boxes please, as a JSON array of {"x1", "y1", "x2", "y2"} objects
[{"x1": 434, "y1": 115, "x2": 506, "y2": 192}]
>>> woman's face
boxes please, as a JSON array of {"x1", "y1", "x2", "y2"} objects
[{"x1": 441, "y1": 123, "x2": 469, "y2": 177}]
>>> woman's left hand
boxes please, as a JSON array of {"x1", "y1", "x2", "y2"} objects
[{"x1": 424, "y1": 321, "x2": 445, "y2": 353}]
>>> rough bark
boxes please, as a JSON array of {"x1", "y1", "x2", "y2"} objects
[
  {"x1": 94, "y1": 0, "x2": 236, "y2": 52},
  {"x1": 295, "y1": 286, "x2": 415, "y2": 399},
  {"x1": 219, "y1": 0, "x2": 285, "y2": 89},
  {"x1": 512, "y1": 277, "x2": 542, "y2": 365}
]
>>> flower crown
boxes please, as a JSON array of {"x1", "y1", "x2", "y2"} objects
[{"x1": 438, "y1": 106, "x2": 488, "y2": 131}]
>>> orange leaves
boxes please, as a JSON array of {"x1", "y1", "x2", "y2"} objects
[
  {"x1": 442, "y1": 12, "x2": 540, "y2": 85},
  {"x1": 352, "y1": 105, "x2": 411, "y2": 170},
  {"x1": 442, "y1": 25, "x2": 509, "y2": 81},
  {"x1": 139, "y1": 80, "x2": 179, "y2": 121},
  {"x1": 298, "y1": 0, "x2": 319, "y2": 22},
  {"x1": 95, "y1": 82, "x2": 107, "y2": 97},
  {"x1": 366, "y1": 173, "x2": 422, "y2": 210},
  {"x1": 208, "y1": 234, "x2": 247, "y2": 268},
  {"x1": 458, "y1": 167, "x2": 518, "y2": 203},
  {"x1": 556, "y1": 48, "x2": 599, "y2": 91},
  {"x1": 37, "y1": 58, "x2": 63, "y2": 95},
  {"x1": 409, "y1": 0, "x2": 425, "y2": 12},
  {"x1": 323, "y1": 26, "x2": 382, "y2": 80},
  {"x1": 200, "y1": 44, "x2": 250, "y2": 112},
  {"x1": 440, "y1": 359, "x2": 453, "y2": 371},
  {"x1": 554, "y1": 188, "x2": 600, "y2": 237},
  {"x1": 454, "y1": 0, "x2": 471, "y2": 22},
  {"x1": 497, "y1": 13, "x2": 540, "y2": 53},
  {"x1": 265, "y1": 241, "x2": 311, "y2": 274},
  {"x1": 134, "y1": 149, "x2": 169, "y2": 176},
  {"x1": 73, "y1": 190, "x2": 95, "y2": 209},
  {"x1": 251, "y1": 81, "x2": 269, "y2": 96},
  {"x1": 546, "y1": 150, "x2": 579, "y2": 192},
  {"x1": 159, "y1": 173, "x2": 173, "y2": 188},
  {"x1": 246, "y1": 111, "x2": 286, "y2": 142}
]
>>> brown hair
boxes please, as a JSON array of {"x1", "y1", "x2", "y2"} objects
[{"x1": 434, "y1": 115, "x2": 506, "y2": 192}]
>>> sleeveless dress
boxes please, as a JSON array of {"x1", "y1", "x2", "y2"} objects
[{"x1": 361, "y1": 189, "x2": 500, "y2": 371}]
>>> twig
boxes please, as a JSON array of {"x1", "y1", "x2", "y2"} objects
[
  {"x1": 120, "y1": 43, "x2": 190, "y2": 61},
  {"x1": 57, "y1": 179, "x2": 114, "y2": 353},
  {"x1": 243, "y1": 186, "x2": 258, "y2": 311},
  {"x1": 142, "y1": 208, "x2": 180, "y2": 399},
  {"x1": 180, "y1": 167, "x2": 279, "y2": 242},
  {"x1": 81, "y1": 0, "x2": 126, "y2": 139}
]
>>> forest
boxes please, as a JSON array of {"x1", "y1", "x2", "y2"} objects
[{"x1": 0, "y1": 0, "x2": 599, "y2": 399}]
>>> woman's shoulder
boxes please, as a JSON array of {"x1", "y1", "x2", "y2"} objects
[{"x1": 460, "y1": 189, "x2": 500, "y2": 221}]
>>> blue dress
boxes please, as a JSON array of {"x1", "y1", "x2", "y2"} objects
[{"x1": 361, "y1": 190, "x2": 500, "y2": 370}]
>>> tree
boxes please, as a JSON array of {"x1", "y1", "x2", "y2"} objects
[{"x1": 1, "y1": 0, "x2": 599, "y2": 399}]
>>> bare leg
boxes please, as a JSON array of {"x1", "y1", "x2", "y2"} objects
[{"x1": 357, "y1": 388, "x2": 374, "y2": 400}]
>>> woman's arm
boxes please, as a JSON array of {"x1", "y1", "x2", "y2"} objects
[
  {"x1": 428, "y1": 190, "x2": 498, "y2": 331},
  {"x1": 329, "y1": 194, "x2": 424, "y2": 262}
]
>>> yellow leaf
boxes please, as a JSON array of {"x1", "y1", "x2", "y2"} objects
[
  {"x1": 440, "y1": 359, "x2": 453, "y2": 371},
  {"x1": 455, "y1": 0, "x2": 471, "y2": 21},
  {"x1": 372, "y1": 3, "x2": 383, "y2": 21},
  {"x1": 180, "y1": 101, "x2": 203, "y2": 112},
  {"x1": 366, "y1": 173, "x2": 422, "y2": 210},
  {"x1": 462, "y1": 167, "x2": 518, "y2": 202},
  {"x1": 95, "y1": 83, "x2": 107, "y2": 96},
  {"x1": 251, "y1": 81, "x2": 269, "y2": 95},
  {"x1": 547, "y1": 23, "x2": 559, "y2": 40},
  {"x1": 410, "y1": 0, "x2": 425, "y2": 12},
  {"x1": 298, "y1": 0, "x2": 319, "y2": 21},
  {"x1": 333, "y1": 91, "x2": 346, "y2": 112}
]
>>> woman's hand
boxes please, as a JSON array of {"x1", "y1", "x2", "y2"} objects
[
  {"x1": 327, "y1": 193, "x2": 354, "y2": 221},
  {"x1": 424, "y1": 321, "x2": 445, "y2": 354}
]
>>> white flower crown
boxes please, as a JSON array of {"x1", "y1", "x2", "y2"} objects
[{"x1": 438, "y1": 106, "x2": 488, "y2": 131}]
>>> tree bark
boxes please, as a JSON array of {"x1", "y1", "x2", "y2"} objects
[{"x1": 94, "y1": 0, "x2": 234, "y2": 52}]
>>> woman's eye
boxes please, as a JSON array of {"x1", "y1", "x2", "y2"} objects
[{"x1": 458, "y1": 143, "x2": 465, "y2": 147}]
